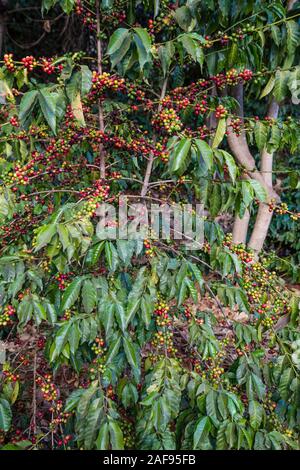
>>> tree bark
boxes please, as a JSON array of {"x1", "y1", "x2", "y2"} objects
[
  {"x1": 228, "y1": 0, "x2": 295, "y2": 252},
  {"x1": 232, "y1": 210, "x2": 250, "y2": 245},
  {"x1": 248, "y1": 99, "x2": 279, "y2": 252}
]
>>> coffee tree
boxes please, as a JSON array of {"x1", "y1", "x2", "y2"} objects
[{"x1": 0, "y1": 0, "x2": 300, "y2": 450}]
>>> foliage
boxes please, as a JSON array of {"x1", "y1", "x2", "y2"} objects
[{"x1": 0, "y1": 0, "x2": 299, "y2": 451}]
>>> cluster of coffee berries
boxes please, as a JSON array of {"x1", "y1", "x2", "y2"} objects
[
  {"x1": 223, "y1": 234, "x2": 253, "y2": 263},
  {"x1": 106, "y1": 384, "x2": 116, "y2": 400},
  {"x1": 75, "y1": 0, "x2": 84, "y2": 15},
  {"x1": 120, "y1": 421, "x2": 135, "y2": 449},
  {"x1": 10, "y1": 429, "x2": 35, "y2": 446},
  {"x1": 229, "y1": 117, "x2": 243, "y2": 136},
  {"x1": 127, "y1": 84, "x2": 146, "y2": 102},
  {"x1": 267, "y1": 199, "x2": 299, "y2": 221},
  {"x1": 183, "y1": 304, "x2": 192, "y2": 319},
  {"x1": 62, "y1": 309, "x2": 73, "y2": 321},
  {"x1": 56, "y1": 434, "x2": 73, "y2": 448},
  {"x1": 152, "y1": 108, "x2": 182, "y2": 134},
  {"x1": 0, "y1": 305, "x2": 16, "y2": 327},
  {"x1": 36, "y1": 374, "x2": 58, "y2": 402},
  {"x1": 202, "y1": 241, "x2": 211, "y2": 254},
  {"x1": 148, "y1": 19, "x2": 155, "y2": 35},
  {"x1": 110, "y1": 170, "x2": 122, "y2": 180},
  {"x1": 89, "y1": 72, "x2": 126, "y2": 98},
  {"x1": 152, "y1": 331, "x2": 177, "y2": 355},
  {"x1": 147, "y1": 0, "x2": 176, "y2": 35},
  {"x1": 4, "y1": 53, "x2": 15, "y2": 72},
  {"x1": 261, "y1": 316, "x2": 275, "y2": 328},
  {"x1": 194, "y1": 99, "x2": 209, "y2": 116},
  {"x1": 90, "y1": 338, "x2": 107, "y2": 377},
  {"x1": 198, "y1": 361, "x2": 225, "y2": 387},
  {"x1": 211, "y1": 68, "x2": 253, "y2": 88},
  {"x1": 91, "y1": 337, "x2": 105, "y2": 355},
  {"x1": 78, "y1": 180, "x2": 110, "y2": 218},
  {"x1": 21, "y1": 55, "x2": 37, "y2": 71},
  {"x1": 54, "y1": 273, "x2": 71, "y2": 290},
  {"x1": 144, "y1": 239, "x2": 155, "y2": 258},
  {"x1": 9, "y1": 116, "x2": 19, "y2": 127},
  {"x1": 37, "y1": 336, "x2": 46, "y2": 349},
  {"x1": 154, "y1": 298, "x2": 171, "y2": 327},
  {"x1": 215, "y1": 104, "x2": 228, "y2": 119},
  {"x1": 243, "y1": 264, "x2": 289, "y2": 319},
  {"x1": 209, "y1": 365, "x2": 225, "y2": 382},
  {"x1": 40, "y1": 259, "x2": 51, "y2": 273},
  {"x1": 2, "y1": 365, "x2": 19, "y2": 383},
  {"x1": 40, "y1": 57, "x2": 56, "y2": 75},
  {"x1": 74, "y1": 0, "x2": 96, "y2": 31},
  {"x1": 239, "y1": 69, "x2": 254, "y2": 81}
]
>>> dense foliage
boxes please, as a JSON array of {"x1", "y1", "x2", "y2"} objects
[{"x1": 0, "y1": 0, "x2": 300, "y2": 451}]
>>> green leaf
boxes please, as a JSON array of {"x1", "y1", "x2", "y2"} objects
[
  {"x1": 249, "y1": 400, "x2": 263, "y2": 430},
  {"x1": 286, "y1": 20, "x2": 300, "y2": 57},
  {"x1": 109, "y1": 421, "x2": 124, "y2": 450},
  {"x1": 123, "y1": 337, "x2": 139, "y2": 372},
  {"x1": 133, "y1": 27, "x2": 152, "y2": 52},
  {"x1": 19, "y1": 90, "x2": 38, "y2": 124},
  {"x1": 34, "y1": 224, "x2": 56, "y2": 251},
  {"x1": 110, "y1": 35, "x2": 132, "y2": 68},
  {"x1": 279, "y1": 367, "x2": 294, "y2": 401},
  {"x1": 194, "y1": 139, "x2": 213, "y2": 170},
  {"x1": 173, "y1": 6, "x2": 193, "y2": 31},
  {"x1": 68, "y1": 322, "x2": 81, "y2": 354},
  {"x1": 0, "y1": 399, "x2": 12, "y2": 432},
  {"x1": 17, "y1": 299, "x2": 33, "y2": 327},
  {"x1": 113, "y1": 300, "x2": 126, "y2": 332},
  {"x1": 206, "y1": 390, "x2": 219, "y2": 426},
  {"x1": 273, "y1": 70, "x2": 289, "y2": 102},
  {"x1": 60, "y1": 0, "x2": 75, "y2": 14},
  {"x1": 212, "y1": 118, "x2": 226, "y2": 148},
  {"x1": 105, "y1": 336, "x2": 122, "y2": 364},
  {"x1": 50, "y1": 322, "x2": 72, "y2": 362},
  {"x1": 57, "y1": 224, "x2": 70, "y2": 251},
  {"x1": 169, "y1": 138, "x2": 191, "y2": 173},
  {"x1": 220, "y1": 150, "x2": 237, "y2": 182},
  {"x1": 254, "y1": 121, "x2": 268, "y2": 150},
  {"x1": 133, "y1": 33, "x2": 151, "y2": 70},
  {"x1": 216, "y1": 421, "x2": 228, "y2": 450},
  {"x1": 105, "y1": 241, "x2": 119, "y2": 272},
  {"x1": 209, "y1": 184, "x2": 222, "y2": 217},
  {"x1": 61, "y1": 278, "x2": 82, "y2": 311},
  {"x1": 228, "y1": 42, "x2": 238, "y2": 67},
  {"x1": 193, "y1": 416, "x2": 211, "y2": 449},
  {"x1": 80, "y1": 65, "x2": 92, "y2": 95},
  {"x1": 158, "y1": 42, "x2": 175, "y2": 77},
  {"x1": 248, "y1": 180, "x2": 267, "y2": 202},
  {"x1": 84, "y1": 397, "x2": 103, "y2": 449},
  {"x1": 33, "y1": 300, "x2": 47, "y2": 324},
  {"x1": 96, "y1": 422, "x2": 110, "y2": 450},
  {"x1": 65, "y1": 389, "x2": 84, "y2": 412},
  {"x1": 85, "y1": 242, "x2": 104, "y2": 266},
  {"x1": 82, "y1": 279, "x2": 97, "y2": 314},
  {"x1": 107, "y1": 28, "x2": 130, "y2": 55},
  {"x1": 38, "y1": 88, "x2": 59, "y2": 134},
  {"x1": 178, "y1": 34, "x2": 204, "y2": 65},
  {"x1": 260, "y1": 75, "x2": 275, "y2": 99}
]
